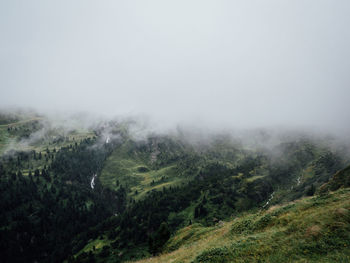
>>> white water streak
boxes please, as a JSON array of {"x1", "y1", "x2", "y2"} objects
[
  {"x1": 90, "y1": 174, "x2": 97, "y2": 189},
  {"x1": 263, "y1": 191, "x2": 275, "y2": 208}
]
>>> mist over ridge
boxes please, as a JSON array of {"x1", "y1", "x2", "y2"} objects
[
  {"x1": 1, "y1": 106, "x2": 349, "y2": 160},
  {"x1": 2, "y1": 2, "x2": 350, "y2": 262},
  {"x1": 1, "y1": 1, "x2": 350, "y2": 135}
]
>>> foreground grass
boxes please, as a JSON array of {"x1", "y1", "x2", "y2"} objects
[{"x1": 131, "y1": 188, "x2": 350, "y2": 263}]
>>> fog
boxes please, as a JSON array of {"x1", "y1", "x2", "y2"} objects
[{"x1": 1, "y1": 1, "x2": 350, "y2": 133}]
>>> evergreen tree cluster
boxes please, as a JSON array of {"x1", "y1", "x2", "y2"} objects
[{"x1": 0, "y1": 138, "x2": 122, "y2": 263}]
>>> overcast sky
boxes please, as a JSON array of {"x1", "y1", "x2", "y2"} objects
[{"x1": 1, "y1": 1, "x2": 349, "y2": 132}]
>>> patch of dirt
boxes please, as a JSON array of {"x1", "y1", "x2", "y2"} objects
[
  {"x1": 305, "y1": 225, "x2": 322, "y2": 238},
  {"x1": 334, "y1": 207, "x2": 349, "y2": 217}
]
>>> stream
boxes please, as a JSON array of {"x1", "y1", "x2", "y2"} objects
[
  {"x1": 90, "y1": 174, "x2": 97, "y2": 189},
  {"x1": 263, "y1": 191, "x2": 275, "y2": 208}
]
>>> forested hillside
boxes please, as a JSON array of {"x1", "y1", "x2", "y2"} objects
[{"x1": 0, "y1": 112, "x2": 349, "y2": 263}]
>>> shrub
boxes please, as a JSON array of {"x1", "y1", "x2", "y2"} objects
[{"x1": 192, "y1": 247, "x2": 231, "y2": 263}]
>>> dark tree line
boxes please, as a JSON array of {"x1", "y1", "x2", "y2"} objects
[
  {"x1": 0, "y1": 138, "x2": 124, "y2": 263},
  {"x1": 73, "y1": 160, "x2": 274, "y2": 262},
  {"x1": 0, "y1": 134, "x2": 346, "y2": 263}
]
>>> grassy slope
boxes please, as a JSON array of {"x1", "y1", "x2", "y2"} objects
[
  {"x1": 77, "y1": 135, "x2": 349, "y2": 262},
  {"x1": 0, "y1": 125, "x2": 12, "y2": 154},
  {"x1": 0, "y1": 118, "x2": 41, "y2": 154},
  {"x1": 131, "y1": 188, "x2": 350, "y2": 263},
  {"x1": 0, "y1": 117, "x2": 94, "y2": 155},
  {"x1": 99, "y1": 135, "x2": 250, "y2": 202},
  {"x1": 100, "y1": 140, "x2": 193, "y2": 200},
  {"x1": 0, "y1": 117, "x2": 95, "y2": 178}
]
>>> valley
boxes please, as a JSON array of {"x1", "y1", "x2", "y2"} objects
[{"x1": 0, "y1": 112, "x2": 349, "y2": 263}]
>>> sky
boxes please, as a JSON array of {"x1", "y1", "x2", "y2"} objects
[{"x1": 1, "y1": 1, "x2": 349, "y2": 132}]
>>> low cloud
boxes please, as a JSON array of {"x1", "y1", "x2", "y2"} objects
[{"x1": 0, "y1": 1, "x2": 349, "y2": 135}]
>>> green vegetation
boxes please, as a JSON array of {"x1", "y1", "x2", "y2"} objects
[
  {"x1": 100, "y1": 139, "x2": 193, "y2": 200},
  {"x1": 0, "y1": 112, "x2": 349, "y2": 263},
  {"x1": 0, "y1": 135, "x2": 120, "y2": 262},
  {"x1": 0, "y1": 115, "x2": 117, "y2": 262},
  {"x1": 72, "y1": 134, "x2": 347, "y2": 262},
  {"x1": 132, "y1": 188, "x2": 350, "y2": 263},
  {"x1": 0, "y1": 114, "x2": 94, "y2": 155},
  {"x1": 0, "y1": 125, "x2": 11, "y2": 154}
]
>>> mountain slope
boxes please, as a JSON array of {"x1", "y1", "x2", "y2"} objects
[
  {"x1": 132, "y1": 187, "x2": 350, "y2": 263},
  {"x1": 1, "y1": 112, "x2": 350, "y2": 263},
  {"x1": 72, "y1": 136, "x2": 348, "y2": 262}
]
